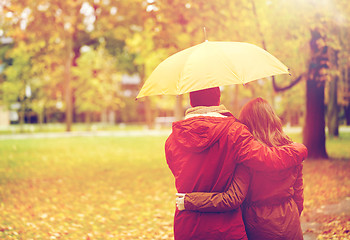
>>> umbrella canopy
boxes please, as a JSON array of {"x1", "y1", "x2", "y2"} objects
[{"x1": 137, "y1": 41, "x2": 289, "y2": 99}]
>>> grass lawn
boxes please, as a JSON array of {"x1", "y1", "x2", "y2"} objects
[{"x1": 0, "y1": 130, "x2": 349, "y2": 239}]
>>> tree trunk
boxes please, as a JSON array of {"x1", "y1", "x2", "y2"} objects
[
  {"x1": 290, "y1": 111, "x2": 300, "y2": 126},
  {"x1": 344, "y1": 66, "x2": 350, "y2": 126},
  {"x1": 327, "y1": 48, "x2": 339, "y2": 137},
  {"x1": 345, "y1": 105, "x2": 350, "y2": 126},
  {"x1": 85, "y1": 112, "x2": 91, "y2": 131},
  {"x1": 175, "y1": 95, "x2": 184, "y2": 121},
  {"x1": 304, "y1": 79, "x2": 328, "y2": 158},
  {"x1": 144, "y1": 97, "x2": 154, "y2": 129},
  {"x1": 19, "y1": 100, "x2": 25, "y2": 133},
  {"x1": 38, "y1": 108, "x2": 44, "y2": 130},
  {"x1": 327, "y1": 76, "x2": 339, "y2": 137},
  {"x1": 139, "y1": 66, "x2": 154, "y2": 129},
  {"x1": 303, "y1": 28, "x2": 328, "y2": 159},
  {"x1": 64, "y1": 36, "x2": 73, "y2": 132}
]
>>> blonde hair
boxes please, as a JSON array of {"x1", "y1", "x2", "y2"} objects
[{"x1": 238, "y1": 97, "x2": 292, "y2": 147}]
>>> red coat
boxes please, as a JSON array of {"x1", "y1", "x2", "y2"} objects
[
  {"x1": 185, "y1": 164, "x2": 304, "y2": 240},
  {"x1": 243, "y1": 164, "x2": 304, "y2": 240},
  {"x1": 165, "y1": 115, "x2": 307, "y2": 240}
]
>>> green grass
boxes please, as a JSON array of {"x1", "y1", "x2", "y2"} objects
[
  {"x1": 325, "y1": 131, "x2": 350, "y2": 159},
  {"x1": 286, "y1": 130, "x2": 350, "y2": 159},
  {"x1": 0, "y1": 131, "x2": 349, "y2": 239}
]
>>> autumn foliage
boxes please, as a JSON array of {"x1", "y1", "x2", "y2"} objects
[{"x1": 0, "y1": 132, "x2": 349, "y2": 239}]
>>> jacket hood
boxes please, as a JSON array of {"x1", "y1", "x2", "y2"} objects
[{"x1": 171, "y1": 116, "x2": 236, "y2": 153}]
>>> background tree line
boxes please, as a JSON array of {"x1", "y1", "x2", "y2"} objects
[{"x1": 0, "y1": 0, "x2": 350, "y2": 158}]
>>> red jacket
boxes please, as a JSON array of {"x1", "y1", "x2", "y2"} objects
[
  {"x1": 185, "y1": 164, "x2": 304, "y2": 240},
  {"x1": 165, "y1": 115, "x2": 307, "y2": 240},
  {"x1": 242, "y1": 164, "x2": 304, "y2": 240}
]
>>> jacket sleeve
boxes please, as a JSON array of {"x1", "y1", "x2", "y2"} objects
[
  {"x1": 293, "y1": 164, "x2": 304, "y2": 215},
  {"x1": 184, "y1": 164, "x2": 250, "y2": 212},
  {"x1": 165, "y1": 135, "x2": 177, "y2": 177},
  {"x1": 231, "y1": 124, "x2": 308, "y2": 171}
]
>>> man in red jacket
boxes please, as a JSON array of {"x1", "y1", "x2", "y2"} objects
[{"x1": 165, "y1": 87, "x2": 308, "y2": 240}]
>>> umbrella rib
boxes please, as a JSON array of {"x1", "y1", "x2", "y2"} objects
[
  {"x1": 215, "y1": 44, "x2": 245, "y2": 85},
  {"x1": 177, "y1": 42, "x2": 207, "y2": 93},
  {"x1": 225, "y1": 65, "x2": 245, "y2": 85}
]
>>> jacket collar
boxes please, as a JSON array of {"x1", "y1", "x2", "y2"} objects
[{"x1": 185, "y1": 105, "x2": 233, "y2": 119}]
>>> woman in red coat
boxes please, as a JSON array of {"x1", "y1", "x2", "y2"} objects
[
  {"x1": 176, "y1": 97, "x2": 304, "y2": 240},
  {"x1": 166, "y1": 88, "x2": 307, "y2": 240}
]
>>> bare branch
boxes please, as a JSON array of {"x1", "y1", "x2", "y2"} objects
[{"x1": 272, "y1": 74, "x2": 306, "y2": 92}]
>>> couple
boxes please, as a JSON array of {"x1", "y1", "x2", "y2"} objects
[{"x1": 165, "y1": 87, "x2": 307, "y2": 240}]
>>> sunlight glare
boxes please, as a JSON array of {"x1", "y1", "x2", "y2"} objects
[
  {"x1": 110, "y1": 7, "x2": 117, "y2": 15},
  {"x1": 37, "y1": 3, "x2": 49, "y2": 12},
  {"x1": 5, "y1": 11, "x2": 13, "y2": 18},
  {"x1": 80, "y1": 2, "x2": 94, "y2": 16}
]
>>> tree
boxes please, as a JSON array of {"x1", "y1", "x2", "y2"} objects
[
  {"x1": 2, "y1": 0, "x2": 85, "y2": 130},
  {"x1": 327, "y1": 45, "x2": 340, "y2": 137},
  {"x1": 262, "y1": 0, "x2": 350, "y2": 159},
  {"x1": 2, "y1": 0, "x2": 144, "y2": 130},
  {"x1": 72, "y1": 44, "x2": 123, "y2": 126},
  {"x1": 2, "y1": 42, "x2": 32, "y2": 130},
  {"x1": 303, "y1": 27, "x2": 329, "y2": 159},
  {"x1": 335, "y1": 0, "x2": 350, "y2": 126}
]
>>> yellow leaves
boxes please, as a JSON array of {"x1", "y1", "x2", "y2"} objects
[
  {"x1": 2, "y1": 136, "x2": 347, "y2": 239},
  {"x1": 302, "y1": 159, "x2": 350, "y2": 238},
  {"x1": 1, "y1": 135, "x2": 175, "y2": 239},
  {"x1": 39, "y1": 213, "x2": 48, "y2": 219},
  {"x1": 303, "y1": 160, "x2": 350, "y2": 208},
  {"x1": 72, "y1": 45, "x2": 122, "y2": 113},
  {"x1": 316, "y1": 216, "x2": 350, "y2": 240}
]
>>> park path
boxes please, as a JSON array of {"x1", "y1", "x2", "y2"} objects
[
  {"x1": 0, "y1": 129, "x2": 172, "y2": 140},
  {"x1": 1, "y1": 125, "x2": 350, "y2": 140},
  {"x1": 301, "y1": 197, "x2": 350, "y2": 239}
]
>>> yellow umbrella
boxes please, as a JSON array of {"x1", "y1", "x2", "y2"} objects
[{"x1": 136, "y1": 41, "x2": 289, "y2": 99}]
